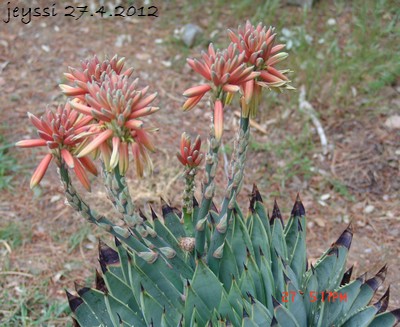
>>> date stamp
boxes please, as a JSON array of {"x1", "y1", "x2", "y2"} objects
[
  {"x1": 2, "y1": 1, "x2": 159, "y2": 24},
  {"x1": 282, "y1": 291, "x2": 348, "y2": 303}
]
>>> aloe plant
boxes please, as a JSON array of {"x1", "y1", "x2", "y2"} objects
[{"x1": 16, "y1": 21, "x2": 399, "y2": 326}]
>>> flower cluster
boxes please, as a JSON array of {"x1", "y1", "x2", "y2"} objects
[
  {"x1": 229, "y1": 21, "x2": 293, "y2": 117},
  {"x1": 16, "y1": 103, "x2": 97, "y2": 190},
  {"x1": 59, "y1": 55, "x2": 134, "y2": 99},
  {"x1": 183, "y1": 20, "x2": 293, "y2": 124},
  {"x1": 176, "y1": 133, "x2": 204, "y2": 170},
  {"x1": 69, "y1": 72, "x2": 158, "y2": 176},
  {"x1": 17, "y1": 55, "x2": 159, "y2": 190}
]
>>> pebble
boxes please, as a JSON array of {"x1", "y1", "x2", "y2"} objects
[
  {"x1": 364, "y1": 205, "x2": 375, "y2": 214},
  {"x1": 320, "y1": 193, "x2": 331, "y2": 201},
  {"x1": 384, "y1": 115, "x2": 400, "y2": 129},
  {"x1": 181, "y1": 24, "x2": 203, "y2": 48}
]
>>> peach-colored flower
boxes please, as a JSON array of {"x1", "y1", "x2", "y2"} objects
[
  {"x1": 183, "y1": 43, "x2": 259, "y2": 111},
  {"x1": 183, "y1": 44, "x2": 259, "y2": 140},
  {"x1": 229, "y1": 21, "x2": 294, "y2": 117},
  {"x1": 69, "y1": 73, "x2": 159, "y2": 176},
  {"x1": 59, "y1": 55, "x2": 134, "y2": 99},
  {"x1": 16, "y1": 104, "x2": 97, "y2": 190},
  {"x1": 177, "y1": 133, "x2": 203, "y2": 169}
]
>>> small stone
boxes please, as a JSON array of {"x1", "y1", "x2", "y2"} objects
[
  {"x1": 161, "y1": 60, "x2": 172, "y2": 68},
  {"x1": 364, "y1": 205, "x2": 375, "y2": 214},
  {"x1": 41, "y1": 45, "x2": 50, "y2": 53},
  {"x1": 327, "y1": 18, "x2": 337, "y2": 26},
  {"x1": 320, "y1": 193, "x2": 331, "y2": 201},
  {"x1": 50, "y1": 195, "x2": 61, "y2": 203},
  {"x1": 384, "y1": 115, "x2": 400, "y2": 129},
  {"x1": 181, "y1": 24, "x2": 203, "y2": 48}
]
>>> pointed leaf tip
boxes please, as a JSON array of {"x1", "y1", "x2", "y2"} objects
[
  {"x1": 341, "y1": 265, "x2": 354, "y2": 286},
  {"x1": 138, "y1": 208, "x2": 147, "y2": 221},
  {"x1": 95, "y1": 269, "x2": 107, "y2": 293},
  {"x1": 98, "y1": 241, "x2": 119, "y2": 269},
  {"x1": 270, "y1": 199, "x2": 284, "y2": 226},
  {"x1": 161, "y1": 197, "x2": 173, "y2": 217},
  {"x1": 149, "y1": 205, "x2": 159, "y2": 220},
  {"x1": 376, "y1": 286, "x2": 390, "y2": 314},
  {"x1": 272, "y1": 296, "x2": 281, "y2": 308},
  {"x1": 291, "y1": 193, "x2": 305, "y2": 217},
  {"x1": 335, "y1": 224, "x2": 353, "y2": 250},
  {"x1": 65, "y1": 290, "x2": 83, "y2": 312},
  {"x1": 366, "y1": 265, "x2": 387, "y2": 291},
  {"x1": 249, "y1": 184, "x2": 263, "y2": 212}
]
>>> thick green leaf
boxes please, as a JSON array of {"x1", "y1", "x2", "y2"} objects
[
  {"x1": 368, "y1": 309, "x2": 400, "y2": 327},
  {"x1": 273, "y1": 297, "x2": 300, "y2": 327}
]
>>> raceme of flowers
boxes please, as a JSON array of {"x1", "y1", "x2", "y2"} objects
[
  {"x1": 15, "y1": 103, "x2": 97, "y2": 190},
  {"x1": 17, "y1": 55, "x2": 159, "y2": 190},
  {"x1": 68, "y1": 72, "x2": 159, "y2": 177},
  {"x1": 183, "y1": 20, "x2": 293, "y2": 122},
  {"x1": 176, "y1": 132, "x2": 204, "y2": 170}
]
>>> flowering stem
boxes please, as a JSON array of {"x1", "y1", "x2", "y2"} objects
[
  {"x1": 59, "y1": 163, "x2": 114, "y2": 228},
  {"x1": 102, "y1": 165, "x2": 143, "y2": 227},
  {"x1": 207, "y1": 114, "x2": 250, "y2": 272},
  {"x1": 195, "y1": 118, "x2": 220, "y2": 257},
  {"x1": 182, "y1": 171, "x2": 196, "y2": 236}
]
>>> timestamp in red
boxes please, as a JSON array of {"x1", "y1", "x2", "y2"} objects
[{"x1": 282, "y1": 291, "x2": 348, "y2": 303}]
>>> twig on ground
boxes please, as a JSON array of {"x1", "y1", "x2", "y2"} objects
[{"x1": 299, "y1": 85, "x2": 329, "y2": 156}]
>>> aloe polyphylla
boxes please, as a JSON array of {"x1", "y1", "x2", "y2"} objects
[{"x1": 17, "y1": 22, "x2": 399, "y2": 327}]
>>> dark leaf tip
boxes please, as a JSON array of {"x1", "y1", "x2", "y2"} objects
[
  {"x1": 65, "y1": 290, "x2": 83, "y2": 312},
  {"x1": 335, "y1": 226, "x2": 353, "y2": 250},
  {"x1": 366, "y1": 265, "x2": 387, "y2": 291},
  {"x1": 99, "y1": 241, "x2": 119, "y2": 267},
  {"x1": 291, "y1": 193, "x2": 305, "y2": 217},
  {"x1": 149, "y1": 205, "x2": 159, "y2": 220},
  {"x1": 272, "y1": 296, "x2": 281, "y2": 308},
  {"x1": 161, "y1": 198, "x2": 173, "y2": 217},
  {"x1": 340, "y1": 265, "x2": 354, "y2": 286},
  {"x1": 270, "y1": 199, "x2": 284, "y2": 227},
  {"x1": 377, "y1": 286, "x2": 390, "y2": 314}
]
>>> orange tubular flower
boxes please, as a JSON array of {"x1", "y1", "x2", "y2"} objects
[
  {"x1": 16, "y1": 104, "x2": 97, "y2": 190},
  {"x1": 177, "y1": 133, "x2": 204, "y2": 170},
  {"x1": 228, "y1": 21, "x2": 294, "y2": 118},
  {"x1": 59, "y1": 54, "x2": 134, "y2": 99},
  {"x1": 69, "y1": 73, "x2": 159, "y2": 176}
]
